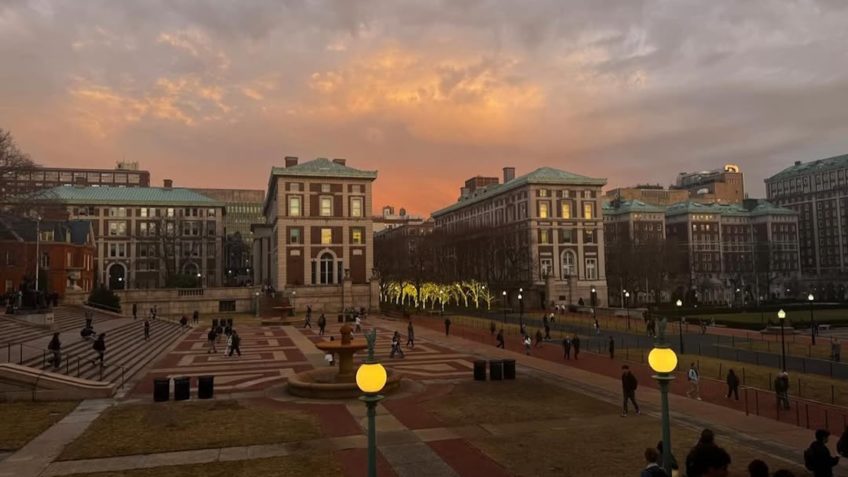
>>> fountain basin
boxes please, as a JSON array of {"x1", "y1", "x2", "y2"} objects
[{"x1": 287, "y1": 366, "x2": 402, "y2": 399}]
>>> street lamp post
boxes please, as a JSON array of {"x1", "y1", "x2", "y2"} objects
[
  {"x1": 676, "y1": 299, "x2": 685, "y2": 354},
  {"x1": 356, "y1": 330, "x2": 387, "y2": 477},
  {"x1": 34, "y1": 215, "x2": 41, "y2": 291},
  {"x1": 778, "y1": 309, "x2": 787, "y2": 371},
  {"x1": 518, "y1": 292, "x2": 524, "y2": 324},
  {"x1": 649, "y1": 319, "x2": 678, "y2": 475},
  {"x1": 590, "y1": 286, "x2": 597, "y2": 318},
  {"x1": 808, "y1": 293, "x2": 816, "y2": 345},
  {"x1": 254, "y1": 291, "x2": 260, "y2": 318},
  {"x1": 502, "y1": 290, "x2": 507, "y2": 327},
  {"x1": 624, "y1": 291, "x2": 631, "y2": 330},
  {"x1": 759, "y1": 296, "x2": 764, "y2": 324}
]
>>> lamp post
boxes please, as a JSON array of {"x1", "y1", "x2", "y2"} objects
[
  {"x1": 590, "y1": 286, "x2": 597, "y2": 318},
  {"x1": 808, "y1": 293, "x2": 816, "y2": 345},
  {"x1": 759, "y1": 296, "x2": 764, "y2": 324},
  {"x1": 518, "y1": 290, "x2": 524, "y2": 324},
  {"x1": 34, "y1": 215, "x2": 41, "y2": 291},
  {"x1": 778, "y1": 309, "x2": 787, "y2": 371},
  {"x1": 356, "y1": 330, "x2": 387, "y2": 477},
  {"x1": 502, "y1": 290, "x2": 507, "y2": 327},
  {"x1": 197, "y1": 272, "x2": 202, "y2": 288},
  {"x1": 676, "y1": 299, "x2": 685, "y2": 354},
  {"x1": 648, "y1": 324, "x2": 678, "y2": 476},
  {"x1": 624, "y1": 291, "x2": 631, "y2": 330},
  {"x1": 254, "y1": 291, "x2": 260, "y2": 318}
]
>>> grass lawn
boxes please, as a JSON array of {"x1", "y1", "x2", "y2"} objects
[
  {"x1": 59, "y1": 400, "x2": 322, "y2": 461},
  {"x1": 0, "y1": 401, "x2": 79, "y2": 451},
  {"x1": 687, "y1": 308, "x2": 848, "y2": 326},
  {"x1": 61, "y1": 453, "x2": 342, "y2": 477},
  {"x1": 427, "y1": 380, "x2": 806, "y2": 476}
]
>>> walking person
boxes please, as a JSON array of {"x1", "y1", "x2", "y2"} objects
[
  {"x1": 563, "y1": 336, "x2": 572, "y2": 359},
  {"x1": 91, "y1": 333, "x2": 106, "y2": 367},
  {"x1": 608, "y1": 336, "x2": 615, "y2": 359},
  {"x1": 355, "y1": 315, "x2": 362, "y2": 333},
  {"x1": 687, "y1": 363, "x2": 702, "y2": 400},
  {"x1": 303, "y1": 312, "x2": 312, "y2": 329},
  {"x1": 132, "y1": 303, "x2": 137, "y2": 320},
  {"x1": 726, "y1": 369, "x2": 740, "y2": 400},
  {"x1": 496, "y1": 329, "x2": 505, "y2": 349},
  {"x1": 143, "y1": 319, "x2": 150, "y2": 341},
  {"x1": 593, "y1": 318, "x2": 600, "y2": 335},
  {"x1": 318, "y1": 313, "x2": 326, "y2": 336},
  {"x1": 47, "y1": 332, "x2": 62, "y2": 370},
  {"x1": 228, "y1": 330, "x2": 242, "y2": 357},
  {"x1": 523, "y1": 335, "x2": 532, "y2": 355},
  {"x1": 207, "y1": 327, "x2": 218, "y2": 353},
  {"x1": 179, "y1": 315, "x2": 188, "y2": 329},
  {"x1": 832, "y1": 337, "x2": 841, "y2": 363},
  {"x1": 406, "y1": 320, "x2": 415, "y2": 348},
  {"x1": 775, "y1": 371, "x2": 790, "y2": 410},
  {"x1": 572, "y1": 335, "x2": 581, "y2": 360},
  {"x1": 444, "y1": 317, "x2": 451, "y2": 336},
  {"x1": 544, "y1": 322, "x2": 551, "y2": 340},
  {"x1": 805, "y1": 429, "x2": 840, "y2": 477},
  {"x1": 534, "y1": 329, "x2": 543, "y2": 348},
  {"x1": 390, "y1": 331, "x2": 405, "y2": 358},
  {"x1": 641, "y1": 448, "x2": 669, "y2": 477},
  {"x1": 621, "y1": 365, "x2": 640, "y2": 416},
  {"x1": 192, "y1": 310, "x2": 199, "y2": 326},
  {"x1": 747, "y1": 459, "x2": 769, "y2": 477}
]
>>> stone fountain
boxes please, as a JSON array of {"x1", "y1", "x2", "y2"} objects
[{"x1": 287, "y1": 325, "x2": 401, "y2": 399}]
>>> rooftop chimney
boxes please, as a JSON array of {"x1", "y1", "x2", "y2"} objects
[
  {"x1": 503, "y1": 167, "x2": 515, "y2": 183},
  {"x1": 285, "y1": 156, "x2": 299, "y2": 168},
  {"x1": 332, "y1": 158, "x2": 347, "y2": 166},
  {"x1": 163, "y1": 179, "x2": 173, "y2": 188},
  {"x1": 794, "y1": 160, "x2": 802, "y2": 166}
]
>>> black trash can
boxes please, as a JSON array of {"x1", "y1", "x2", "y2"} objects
[
  {"x1": 174, "y1": 376, "x2": 191, "y2": 401},
  {"x1": 153, "y1": 378, "x2": 170, "y2": 402},
  {"x1": 503, "y1": 359, "x2": 516, "y2": 380},
  {"x1": 473, "y1": 360, "x2": 487, "y2": 381},
  {"x1": 489, "y1": 360, "x2": 504, "y2": 381},
  {"x1": 198, "y1": 375, "x2": 214, "y2": 399}
]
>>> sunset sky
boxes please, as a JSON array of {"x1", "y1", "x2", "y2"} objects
[{"x1": 2, "y1": 0, "x2": 848, "y2": 215}]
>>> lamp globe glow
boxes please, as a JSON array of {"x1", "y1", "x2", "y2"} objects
[
  {"x1": 808, "y1": 293, "x2": 814, "y2": 301},
  {"x1": 356, "y1": 363, "x2": 387, "y2": 395},
  {"x1": 777, "y1": 309, "x2": 786, "y2": 320},
  {"x1": 648, "y1": 347, "x2": 678, "y2": 374},
  {"x1": 676, "y1": 299, "x2": 682, "y2": 307}
]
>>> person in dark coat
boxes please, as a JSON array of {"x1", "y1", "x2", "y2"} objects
[
  {"x1": 572, "y1": 335, "x2": 581, "y2": 360},
  {"x1": 318, "y1": 313, "x2": 327, "y2": 336},
  {"x1": 228, "y1": 330, "x2": 241, "y2": 357},
  {"x1": 490, "y1": 320, "x2": 496, "y2": 336},
  {"x1": 686, "y1": 440, "x2": 731, "y2": 477},
  {"x1": 747, "y1": 459, "x2": 769, "y2": 477},
  {"x1": 496, "y1": 329, "x2": 505, "y2": 349},
  {"x1": 608, "y1": 336, "x2": 615, "y2": 359},
  {"x1": 806, "y1": 429, "x2": 839, "y2": 477},
  {"x1": 621, "y1": 365, "x2": 640, "y2": 416},
  {"x1": 47, "y1": 333, "x2": 61, "y2": 369},
  {"x1": 726, "y1": 369, "x2": 740, "y2": 400},
  {"x1": 192, "y1": 310, "x2": 199, "y2": 326},
  {"x1": 179, "y1": 315, "x2": 188, "y2": 329},
  {"x1": 775, "y1": 371, "x2": 790, "y2": 410},
  {"x1": 562, "y1": 337, "x2": 571, "y2": 359},
  {"x1": 656, "y1": 441, "x2": 678, "y2": 473},
  {"x1": 444, "y1": 317, "x2": 451, "y2": 336},
  {"x1": 534, "y1": 329, "x2": 543, "y2": 348},
  {"x1": 641, "y1": 448, "x2": 669, "y2": 477},
  {"x1": 544, "y1": 322, "x2": 551, "y2": 340},
  {"x1": 407, "y1": 321, "x2": 415, "y2": 348},
  {"x1": 144, "y1": 319, "x2": 150, "y2": 340},
  {"x1": 91, "y1": 333, "x2": 106, "y2": 367},
  {"x1": 132, "y1": 303, "x2": 137, "y2": 320},
  {"x1": 207, "y1": 327, "x2": 217, "y2": 353}
]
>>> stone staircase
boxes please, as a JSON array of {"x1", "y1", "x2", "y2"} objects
[
  {"x1": 21, "y1": 318, "x2": 187, "y2": 388},
  {"x1": 0, "y1": 306, "x2": 115, "y2": 346}
]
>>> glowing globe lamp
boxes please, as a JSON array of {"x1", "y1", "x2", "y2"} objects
[
  {"x1": 356, "y1": 363, "x2": 387, "y2": 395},
  {"x1": 648, "y1": 347, "x2": 678, "y2": 374}
]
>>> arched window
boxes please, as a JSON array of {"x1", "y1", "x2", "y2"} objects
[
  {"x1": 320, "y1": 252, "x2": 334, "y2": 285},
  {"x1": 561, "y1": 250, "x2": 577, "y2": 278}
]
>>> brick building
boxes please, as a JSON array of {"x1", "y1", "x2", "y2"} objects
[
  {"x1": 34, "y1": 185, "x2": 225, "y2": 290},
  {"x1": 0, "y1": 215, "x2": 95, "y2": 297},
  {"x1": 253, "y1": 157, "x2": 379, "y2": 312},
  {"x1": 2, "y1": 161, "x2": 150, "y2": 197},
  {"x1": 431, "y1": 166, "x2": 608, "y2": 308}
]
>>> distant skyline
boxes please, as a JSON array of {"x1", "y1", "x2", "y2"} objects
[{"x1": 3, "y1": 0, "x2": 848, "y2": 215}]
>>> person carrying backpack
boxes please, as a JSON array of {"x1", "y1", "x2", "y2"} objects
[
  {"x1": 805, "y1": 429, "x2": 839, "y2": 476},
  {"x1": 91, "y1": 333, "x2": 106, "y2": 367},
  {"x1": 228, "y1": 330, "x2": 241, "y2": 357},
  {"x1": 47, "y1": 333, "x2": 61, "y2": 369},
  {"x1": 318, "y1": 313, "x2": 326, "y2": 336},
  {"x1": 621, "y1": 365, "x2": 640, "y2": 416}
]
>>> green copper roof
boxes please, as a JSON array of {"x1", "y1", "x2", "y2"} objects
[
  {"x1": 767, "y1": 153, "x2": 848, "y2": 182},
  {"x1": 432, "y1": 167, "x2": 606, "y2": 217},
  {"x1": 36, "y1": 186, "x2": 225, "y2": 207},
  {"x1": 665, "y1": 200, "x2": 795, "y2": 218},
  {"x1": 602, "y1": 199, "x2": 666, "y2": 216},
  {"x1": 271, "y1": 158, "x2": 378, "y2": 180}
]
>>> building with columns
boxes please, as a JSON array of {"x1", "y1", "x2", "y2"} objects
[
  {"x1": 38, "y1": 185, "x2": 225, "y2": 289},
  {"x1": 431, "y1": 166, "x2": 608, "y2": 308},
  {"x1": 253, "y1": 157, "x2": 379, "y2": 312}
]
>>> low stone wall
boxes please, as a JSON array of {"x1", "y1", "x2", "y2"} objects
[
  {"x1": 286, "y1": 282, "x2": 379, "y2": 313},
  {"x1": 113, "y1": 287, "x2": 258, "y2": 317}
]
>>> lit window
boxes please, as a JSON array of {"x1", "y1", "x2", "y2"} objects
[
  {"x1": 539, "y1": 201, "x2": 550, "y2": 219},
  {"x1": 320, "y1": 197, "x2": 332, "y2": 217},
  {"x1": 540, "y1": 229, "x2": 550, "y2": 244},
  {"x1": 289, "y1": 228, "x2": 301, "y2": 244},
  {"x1": 140, "y1": 208, "x2": 148, "y2": 218},
  {"x1": 321, "y1": 228, "x2": 332, "y2": 244},
  {"x1": 288, "y1": 196, "x2": 302, "y2": 217},
  {"x1": 352, "y1": 228, "x2": 363, "y2": 244},
  {"x1": 561, "y1": 201, "x2": 572, "y2": 219},
  {"x1": 583, "y1": 203, "x2": 594, "y2": 219},
  {"x1": 351, "y1": 197, "x2": 363, "y2": 217}
]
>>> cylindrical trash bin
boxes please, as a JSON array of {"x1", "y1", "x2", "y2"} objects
[
  {"x1": 174, "y1": 376, "x2": 190, "y2": 401},
  {"x1": 153, "y1": 378, "x2": 170, "y2": 402},
  {"x1": 503, "y1": 359, "x2": 516, "y2": 380},
  {"x1": 473, "y1": 360, "x2": 487, "y2": 381},
  {"x1": 489, "y1": 360, "x2": 504, "y2": 381},
  {"x1": 198, "y1": 375, "x2": 214, "y2": 399}
]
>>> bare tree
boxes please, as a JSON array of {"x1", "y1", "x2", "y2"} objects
[{"x1": 0, "y1": 128, "x2": 41, "y2": 211}]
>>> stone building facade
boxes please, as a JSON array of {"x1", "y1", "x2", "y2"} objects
[
  {"x1": 38, "y1": 185, "x2": 225, "y2": 289},
  {"x1": 253, "y1": 157, "x2": 379, "y2": 312},
  {"x1": 431, "y1": 166, "x2": 608, "y2": 308}
]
